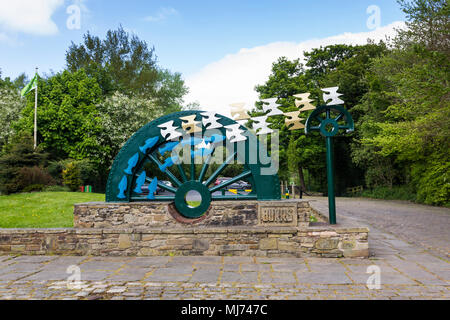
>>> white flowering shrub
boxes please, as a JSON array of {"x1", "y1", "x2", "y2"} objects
[
  {"x1": 0, "y1": 87, "x2": 25, "y2": 147},
  {"x1": 96, "y1": 92, "x2": 163, "y2": 166}
]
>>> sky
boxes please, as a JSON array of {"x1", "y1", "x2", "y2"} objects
[{"x1": 0, "y1": 0, "x2": 406, "y2": 114}]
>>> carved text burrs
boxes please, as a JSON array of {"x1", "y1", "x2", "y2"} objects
[
  {"x1": 284, "y1": 111, "x2": 305, "y2": 131},
  {"x1": 230, "y1": 103, "x2": 250, "y2": 121},
  {"x1": 180, "y1": 115, "x2": 202, "y2": 134},
  {"x1": 261, "y1": 98, "x2": 283, "y2": 116},
  {"x1": 293, "y1": 93, "x2": 316, "y2": 112},
  {"x1": 201, "y1": 112, "x2": 223, "y2": 129},
  {"x1": 158, "y1": 120, "x2": 183, "y2": 141},
  {"x1": 322, "y1": 87, "x2": 344, "y2": 106},
  {"x1": 224, "y1": 124, "x2": 248, "y2": 143},
  {"x1": 252, "y1": 115, "x2": 274, "y2": 135}
]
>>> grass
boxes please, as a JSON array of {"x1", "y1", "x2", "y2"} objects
[
  {"x1": 0, "y1": 192, "x2": 104, "y2": 228},
  {"x1": 186, "y1": 201, "x2": 201, "y2": 207}
]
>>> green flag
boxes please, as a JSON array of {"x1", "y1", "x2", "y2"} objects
[{"x1": 21, "y1": 74, "x2": 38, "y2": 97}]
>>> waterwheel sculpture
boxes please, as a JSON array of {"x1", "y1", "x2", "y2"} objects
[{"x1": 106, "y1": 110, "x2": 280, "y2": 219}]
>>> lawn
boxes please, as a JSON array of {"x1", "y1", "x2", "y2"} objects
[{"x1": 0, "y1": 192, "x2": 104, "y2": 228}]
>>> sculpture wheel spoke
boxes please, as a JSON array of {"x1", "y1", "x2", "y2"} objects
[
  {"x1": 190, "y1": 142, "x2": 195, "y2": 181},
  {"x1": 334, "y1": 113, "x2": 344, "y2": 122},
  {"x1": 177, "y1": 163, "x2": 188, "y2": 183},
  {"x1": 203, "y1": 152, "x2": 237, "y2": 187},
  {"x1": 209, "y1": 170, "x2": 252, "y2": 193},
  {"x1": 146, "y1": 153, "x2": 182, "y2": 187}
]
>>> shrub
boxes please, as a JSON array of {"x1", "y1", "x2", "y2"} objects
[
  {"x1": 22, "y1": 184, "x2": 45, "y2": 193},
  {"x1": 62, "y1": 162, "x2": 82, "y2": 191},
  {"x1": 16, "y1": 166, "x2": 55, "y2": 190},
  {"x1": 362, "y1": 185, "x2": 417, "y2": 202},
  {"x1": 0, "y1": 133, "x2": 48, "y2": 194}
]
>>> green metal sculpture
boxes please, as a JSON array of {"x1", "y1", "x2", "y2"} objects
[{"x1": 106, "y1": 110, "x2": 280, "y2": 219}]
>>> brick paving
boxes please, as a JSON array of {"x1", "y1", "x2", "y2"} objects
[{"x1": 0, "y1": 198, "x2": 449, "y2": 300}]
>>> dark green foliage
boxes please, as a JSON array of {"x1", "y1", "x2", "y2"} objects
[
  {"x1": 14, "y1": 69, "x2": 105, "y2": 162},
  {"x1": 65, "y1": 25, "x2": 188, "y2": 111},
  {"x1": 0, "y1": 134, "x2": 49, "y2": 194},
  {"x1": 362, "y1": 185, "x2": 417, "y2": 202},
  {"x1": 22, "y1": 184, "x2": 45, "y2": 193}
]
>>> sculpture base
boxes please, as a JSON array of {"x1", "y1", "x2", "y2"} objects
[{"x1": 0, "y1": 200, "x2": 369, "y2": 258}]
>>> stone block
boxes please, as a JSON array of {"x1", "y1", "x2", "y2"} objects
[
  {"x1": 315, "y1": 238, "x2": 339, "y2": 250},
  {"x1": 259, "y1": 238, "x2": 278, "y2": 250},
  {"x1": 118, "y1": 234, "x2": 131, "y2": 249},
  {"x1": 193, "y1": 239, "x2": 210, "y2": 251}
]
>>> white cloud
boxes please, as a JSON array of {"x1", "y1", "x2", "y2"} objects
[
  {"x1": 0, "y1": 0, "x2": 64, "y2": 36},
  {"x1": 144, "y1": 7, "x2": 179, "y2": 22},
  {"x1": 185, "y1": 22, "x2": 405, "y2": 116}
]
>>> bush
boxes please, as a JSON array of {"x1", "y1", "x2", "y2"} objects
[
  {"x1": 22, "y1": 184, "x2": 45, "y2": 193},
  {"x1": 16, "y1": 166, "x2": 55, "y2": 189},
  {"x1": 362, "y1": 185, "x2": 417, "y2": 202},
  {"x1": 47, "y1": 160, "x2": 66, "y2": 184},
  {"x1": 0, "y1": 133, "x2": 48, "y2": 194},
  {"x1": 62, "y1": 162, "x2": 82, "y2": 191}
]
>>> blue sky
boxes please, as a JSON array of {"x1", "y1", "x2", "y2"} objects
[{"x1": 0, "y1": 0, "x2": 405, "y2": 112}]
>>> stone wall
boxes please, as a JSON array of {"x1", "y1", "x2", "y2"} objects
[
  {"x1": 73, "y1": 200, "x2": 318, "y2": 229},
  {"x1": 0, "y1": 225, "x2": 368, "y2": 258},
  {"x1": 0, "y1": 200, "x2": 369, "y2": 258}
]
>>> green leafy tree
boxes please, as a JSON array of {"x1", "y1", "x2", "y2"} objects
[
  {"x1": 252, "y1": 57, "x2": 326, "y2": 192},
  {"x1": 14, "y1": 69, "x2": 106, "y2": 163},
  {"x1": 353, "y1": 0, "x2": 450, "y2": 205},
  {"x1": 66, "y1": 25, "x2": 188, "y2": 111},
  {"x1": 396, "y1": 0, "x2": 449, "y2": 53}
]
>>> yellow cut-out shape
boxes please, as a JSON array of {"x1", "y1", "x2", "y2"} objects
[
  {"x1": 293, "y1": 93, "x2": 316, "y2": 112},
  {"x1": 284, "y1": 111, "x2": 305, "y2": 131},
  {"x1": 180, "y1": 115, "x2": 202, "y2": 134},
  {"x1": 230, "y1": 103, "x2": 250, "y2": 121}
]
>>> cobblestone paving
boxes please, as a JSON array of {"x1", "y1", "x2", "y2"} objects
[{"x1": 0, "y1": 198, "x2": 448, "y2": 300}]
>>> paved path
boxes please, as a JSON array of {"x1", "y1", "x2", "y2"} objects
[
  {"x1": 0, "y1": 198, "x2": 448, "y2": 300},
  {"x1": 308, "y1": 197, "x2": 450, "y2": 259}
]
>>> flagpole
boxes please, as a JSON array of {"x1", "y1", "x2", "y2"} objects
[{"x1": 34, "y1": 67, "x2": 38, "y2": 149}]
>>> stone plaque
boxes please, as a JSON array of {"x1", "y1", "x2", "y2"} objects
[{"x1": 258, "y1": 202, "x2": 298, "y2": 227}]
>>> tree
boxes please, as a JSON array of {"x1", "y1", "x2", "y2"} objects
[
  {"x1": 66, "y1": 25, "x2": 158, "y2": 96},
  {"x1": 352, "y1": 0, "x2": 450, "y2": 205},
  {"x1": 304, "y1": 44, "x2": 360, "y2": 81},
  {"x1": 252, "y1": 57, "x2": 326, "y2": 191},
  {"x1": 0, "y1": 133, "x2": 49, "y2": 194},
  {"x1": 96, "y1": 92, "x2": 164, "y2": 168},
  {"x1": 66, "y1": 26, "x2": 188, "y2": 111},
  {"x1": 396, "y1": 0, "x2": 449, "y2": 53},
  {"x1": 0, "y1": 86, "x2": 25, "y2": 148},
  {"x1": 13, "y1": 69, "x2": 106, "y2": 163}
]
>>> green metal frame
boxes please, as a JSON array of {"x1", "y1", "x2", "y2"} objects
[
  {"x1": 106, "y1": 111, "x2": 280, "y2": 219},
  {"x1": 305, "y1": 105, "x2": 354, "y2": 224}
]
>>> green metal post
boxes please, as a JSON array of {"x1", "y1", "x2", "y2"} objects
[{"x1": 326, "y1": 136, "x2": 336, "y2": 224}]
